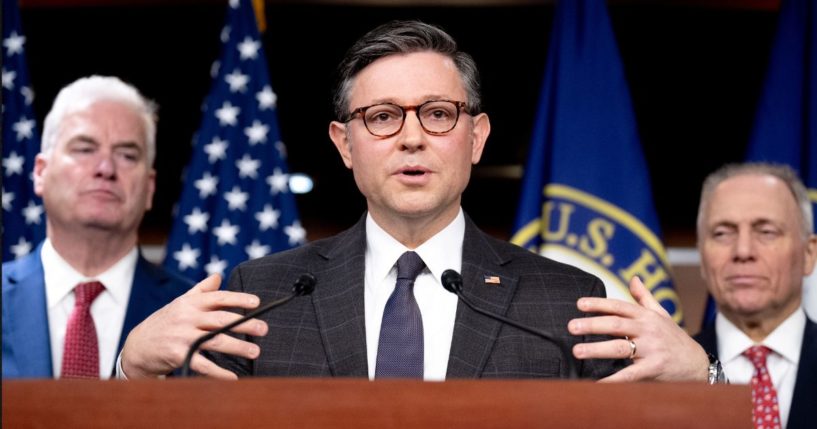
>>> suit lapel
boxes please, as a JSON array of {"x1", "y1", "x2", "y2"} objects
[
  {"x1": 693, "y1": 324, "x2": 718, "y2": 358},
  {"x1": 118, "y1": 254, "x2": 165, "y2": 357},
  {"x1": 2, "y1": 245, "x2": 53, "y2": 378},
  {"x1": 446, "y1": 217, "x2": 519, "y2": 378},
  {"x1": 310, "y1": 216, "x2": 369, "y2": 377},
  {"x1": 789, "y1": 318, "x2": 817, "y2": 429}
]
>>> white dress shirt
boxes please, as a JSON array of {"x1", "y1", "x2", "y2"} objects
[
  {"x1": 716, "y1": 308, "x2": 805, "y2": 429},
  {"x1": 364, "y1": 209, "x2": 463, "y2": 381},
  {"x1": 42, "y1": 238, "x2": 137, "y2": 379}
]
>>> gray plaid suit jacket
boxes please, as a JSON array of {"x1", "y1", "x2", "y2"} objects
[{"x1": 212, "y1": 213, "x2": 622, "y2": 379}]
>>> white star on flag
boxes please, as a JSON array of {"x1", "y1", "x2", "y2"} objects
[
  {"x1": 256, "y1": 86, "x2": 276, "y2": 110},
  {"x1": 205, "y1": 255, "x2": 228, "y2": 276},
  {"x1": 10, "y1": 237, "x2": 32, "y2": 259},
  {"x1": 3, "y1": 31, "x2": 26, "y2": 56},
  {"x1": 225, "y1": 69, "x2": 250, "y2": 93},
  {"x1": 13, "y1": 117, "x2": 35, "y2": 140},
  {"x1": 1, "y1": 69, "x2": 16, "y2": 90},
  {"x1": 20, "y1": 86, "x2": 33, "y2": 105},
  {"x1": 255, "y1": 204, "x2": 280, "y2": 231},
  {"x1": 285, "y1": 221, "x2": 307, "y2": 246},
  {"x1": 215, "y1": 101, "x2": 240, "y2": 126},
  {"x1": 173, "y1": 243, "x2": 200, "y2": 270},
  {"x1": 220, "y1": 26, "x2": 231, "y2": 43},
  {"x1": 237, "y1": 36, "x2": 260, "y2": 60},
  {"x1": 183, "y1": 207, "x2": 210, "y2": 234},
  {"x1": 275, "y1": 141, "x2": 287, "y2": 159},
  {"x1": 236, "y1": 154, "x2": 261, "y2": 179},
  {"x1": 224, "y1": 186, "x2": 249, "y2": 211},
  {"x1": 3, "y1": 151, "x2": 25, "y2": 176},
  {"x1": 245, "y1": 240, "x2": 271, "y2": 260},
  {"x1": 204, "y1": 137, "x2": 228, "y2": 163},
  {"x1": 2, "y1": 188, "x2": 14, "y2": 211},
  {"x1": 244, "y1": 120, "x2": 269, "y2": 145},
  {"x1": 266, "y1": 168, "x2": 289, "y2": 194},
  {"x1": 210, "y1": 60, "x2": 221, "y2": 79},
  {"x1": 213, "y1": 218, "x2": 240, "y2": 245},
  {"x1": 22, "y1": 201, "x2": 43, "y2": 224},
  {"x1": 194, "y1": 172, "x2": 219, "y2": 198}
]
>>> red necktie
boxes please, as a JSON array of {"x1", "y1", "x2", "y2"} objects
[
  {"x1": 744, "y1": 345, "x2": 782, "y2": 429},
  {"x1": 61, "y1": 281, "x2": 105, "y2": 379}
]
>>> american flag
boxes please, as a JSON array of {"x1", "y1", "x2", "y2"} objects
[
  {"x1": 2, "y1": 0, "x2": 46, "y2": 262},
  {"x1": 164, "y1": 0, "x2": 305, "y2": 282}
]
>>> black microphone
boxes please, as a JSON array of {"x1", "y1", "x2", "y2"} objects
[
  {"x1": 441, "y1": 269, "x2": 578, "y2": 379},
  {"x1": 180, "y1": 273, "x2": 317, "y2": 377}
]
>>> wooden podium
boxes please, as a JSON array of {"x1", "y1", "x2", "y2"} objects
[{"x1": 3, "y1": 378, "x2": 750, "y2": 428}]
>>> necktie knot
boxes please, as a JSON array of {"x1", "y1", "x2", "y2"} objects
[
  {"x1": 744, "y1": 345, "x2": 772, "y2": 369},
  {"x1": 396, "y1": 251, "x2": 425, "y2": 282},
  {"x1": 74, "y1": 281, "x2": 105, "y2": 307}
]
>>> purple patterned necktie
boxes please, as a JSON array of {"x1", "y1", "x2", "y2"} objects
[
  {"x1": 62, "y1": 281, "x2": 105, "y2": 379},
  {"x1": 375, "y1": 251, "x2": 426, "y2": 378}
]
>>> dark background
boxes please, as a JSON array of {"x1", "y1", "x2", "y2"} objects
[{"x1": 18, "y1": 1, "x2": 778, "y2": 245}]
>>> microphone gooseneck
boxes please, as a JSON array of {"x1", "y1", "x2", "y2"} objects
[
  {"x1": 441, "y1": 269, "x2": 578, "y2": 379},
  {"x1": 180, "y1": 273, "x2": 317, "y2": 377}
]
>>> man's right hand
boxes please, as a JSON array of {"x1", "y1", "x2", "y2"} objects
[{"x1": 120, "y1": 274, "x2": 268, "y2": 380}]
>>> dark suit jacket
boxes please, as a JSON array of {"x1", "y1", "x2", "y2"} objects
[
  {"x1": 695, "y1": 317, "x2": 817, "y2": 429},
  {"x1": 212, "y1": 214, "x2": 623, "y2": 379},
  {"x1": 2, "y1": 243, "x2": 194, "y2": 378}
]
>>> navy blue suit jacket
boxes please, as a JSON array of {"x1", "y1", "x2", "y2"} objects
[
  {"x1": 694, "y1": 317, "x2": 817, "y2": 429},
  {"x1": 2, "y1": 243, "x2": 193, "y2": 378}
]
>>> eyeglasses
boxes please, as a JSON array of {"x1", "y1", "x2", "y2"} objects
[{"x1": 344, "y1": 99, "x2": 469, "y2": 138}]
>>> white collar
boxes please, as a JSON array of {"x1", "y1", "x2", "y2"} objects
[
  {"x1": 365, "y1": 209, "x2": 465, "y2": 284},
  {"x1": 716, "y1": 307, "x2": 805, "y2": 365},
  {"x1": 41, "y1": 238, "x2": 138, "y2": 308}
]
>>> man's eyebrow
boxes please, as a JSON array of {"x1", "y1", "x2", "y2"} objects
[
  {"x1": 112, "y1": 141, "x2": 143, "y2": 152},
  {"x1": 67, "y1": 135, "x2": 98, "y2": 145}
]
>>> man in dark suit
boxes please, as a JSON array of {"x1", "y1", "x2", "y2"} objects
[
  {"x1": 693, "y1": 163, "x2": 817, "y2": 429},
  {"x1": 2, "y1": 76, "x2": 193, "y2": 379},
  {"x1": 120, "y1": 20, "x2": 710, "y2": 382}
]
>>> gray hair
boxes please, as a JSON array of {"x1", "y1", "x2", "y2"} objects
[
  {"x1": 697, "y1": 162, "x2": 814, "y2": 238},
  {"x1": 333, "y1": 20, "x2": 482, "y2": 121},
  {"x1": 41, "y1": 75, "x2": 158, "y2": 166}
]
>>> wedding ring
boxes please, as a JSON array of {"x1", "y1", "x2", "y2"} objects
[{"x1": 625, "y1": 336, "x2": 637, "y2": 359}]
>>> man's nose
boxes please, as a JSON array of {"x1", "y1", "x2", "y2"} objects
[
  {"x1": 732, "y1": 229, "x2": 755, "y2": 262},
  {"x1": 94, "y1": 153, "x2": 117, "y2": 179},
  {"x1": 398, "y1": 112, "x2": 426, "y2": 152}
]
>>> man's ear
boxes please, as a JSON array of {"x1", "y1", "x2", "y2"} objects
[
  {"x1": 33, "y1": 153, "x2": 48, "y2": 197},
  {"x1": 329, "y1": 121, "x2": 353, "y2": 169},
  {"x1": 804, "y1": 234, "x2": 817, "y2": 276},
  {"x1": 469, "y1": 113, "x2": 490, "y2": 164},
  {"x1": 144, "y1": 168, "x2": 156, "y2": 211}
]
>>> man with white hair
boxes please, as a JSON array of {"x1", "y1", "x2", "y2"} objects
[
  {"x1": 2, "y1": 75, "x2": 193, "y2": 379},
  {"x1": 694, "y1": 163, "x2": 817, "y2": 429}
]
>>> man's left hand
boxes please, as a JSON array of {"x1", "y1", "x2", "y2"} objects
[{"x1": 568, "y1": 276, "x2": 709, "y2": 382}]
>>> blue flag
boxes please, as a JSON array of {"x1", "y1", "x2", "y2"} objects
[
  {"x1": 164, "y1": 0, "x2": 305, "y2": 282},
  {"x1": 2, "y1": 0, "x2": 45, "y2": 262},
  {"x1": 511, "y1": 0, "x2": 683, "y2": 324},
  {"x1": 744, "y1": 0, "x2": 817, "y2": 320}
]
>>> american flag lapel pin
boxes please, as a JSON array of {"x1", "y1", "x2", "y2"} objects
[{"x1": 483, "y1": 274, "x2": 501, "y2": 285}]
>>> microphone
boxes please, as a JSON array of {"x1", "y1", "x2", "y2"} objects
[
  {"x1": 441, "y1": 269, "x2": 578, "y2": 379},
  {"x1": 180, "y1": 273, "x2": 317, "y2": 377}
]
